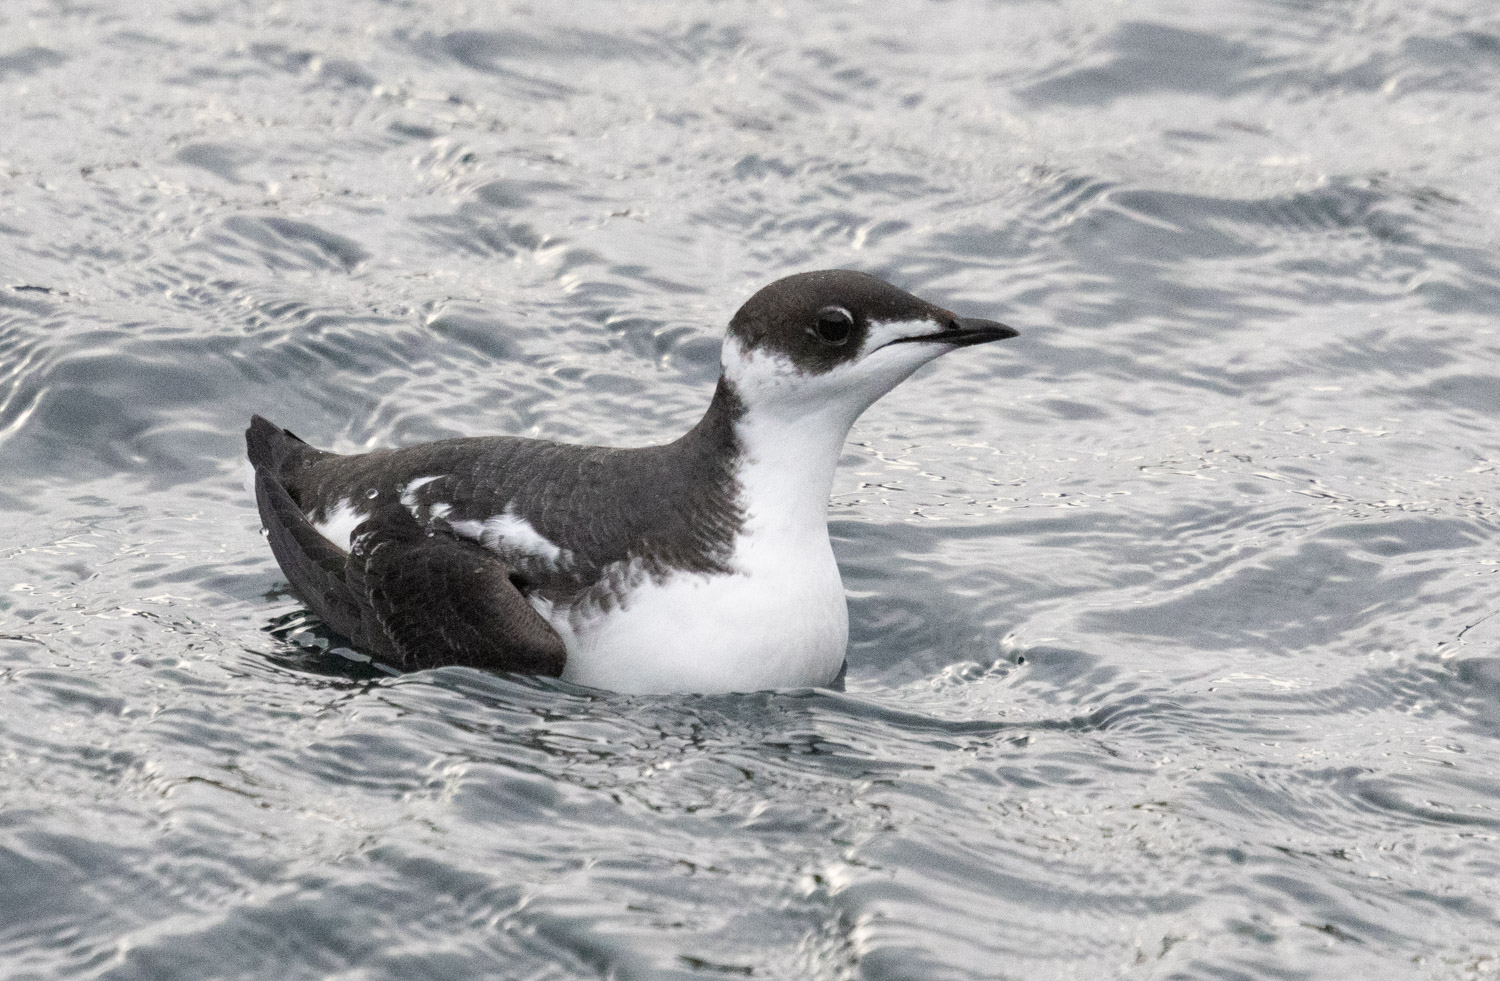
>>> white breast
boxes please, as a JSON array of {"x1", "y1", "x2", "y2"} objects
[{"x1": 551, "y1": 531, "x2": 849, "y2": 694}]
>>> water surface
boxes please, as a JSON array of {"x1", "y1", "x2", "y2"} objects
[{"x1": 3, "y1": 1, "x2": 1500, "y2": 977}]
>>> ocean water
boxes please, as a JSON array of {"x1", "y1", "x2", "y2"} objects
[{"x1": 3, "y1": 0, "x2": 1500, "y2": 977}]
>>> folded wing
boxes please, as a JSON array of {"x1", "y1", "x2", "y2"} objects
[{"x1": 249, "y1": 418, "x2": 566, "y2": 675}]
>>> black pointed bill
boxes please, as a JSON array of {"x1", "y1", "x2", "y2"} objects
[{"x1": 885, "y1": 317, "x2": 1019, "y2": 349}]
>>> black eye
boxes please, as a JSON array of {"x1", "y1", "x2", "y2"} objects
[{"x1": 813, "y1": 306, "x2": 854, "y2": 346}]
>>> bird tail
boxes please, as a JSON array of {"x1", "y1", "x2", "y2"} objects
[{"x1": 245, "y1": 414, "x2": 322, "y2": 481}]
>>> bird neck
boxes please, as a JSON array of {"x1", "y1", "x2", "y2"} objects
[{"x1": 683, "y1": 377, "x2": 854, "y2": 541}]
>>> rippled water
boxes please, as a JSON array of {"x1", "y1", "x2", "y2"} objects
[{"x1": 4, "y1": 0, "x2": 1500, "y2": 977}]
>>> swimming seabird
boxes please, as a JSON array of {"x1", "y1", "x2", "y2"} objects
[{"x1": 247, "y1": 269, "x2": 1017, "y2": 693}]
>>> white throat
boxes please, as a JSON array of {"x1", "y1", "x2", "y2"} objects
[
  {"x1": 716, "y1": 323, "x2": 950, "y2": 518},
  {"x1": 733, "y1": 397, "x2": 851, "y2": 539}
]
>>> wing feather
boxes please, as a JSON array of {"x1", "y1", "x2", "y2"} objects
[
  {"x1": 349, "y1": 505, "x2": 567, "y2": 675},
  {"x1": 250, "y1": 436, "x2": 566, "y2": 675}
]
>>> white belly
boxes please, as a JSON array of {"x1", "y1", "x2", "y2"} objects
[{"x1": 552, "y1": 538, "x2": 849, "y2": 694}]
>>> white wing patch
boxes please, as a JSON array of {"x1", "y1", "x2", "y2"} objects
[
  {"x1": 450, "y1": 508, "x2": 569, "y2": 565},
  {"x1": 311, "y1": 498, "x2": 364, "y2": 551},
  {"x1": 399, "y1": 475, "x2": 441, "y2": 509}
]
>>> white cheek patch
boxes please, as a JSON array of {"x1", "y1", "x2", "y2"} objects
[
  {"x1": 719, "y1": 334, "x2": 808, "y2": 403},
  {"x1": 720, "y1": 333, "x2": 790, "y2": 380}
]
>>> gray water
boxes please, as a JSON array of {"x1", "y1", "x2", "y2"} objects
[{"x1": 3, "y1": 1, "x2": 1500, "y2": 978}]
